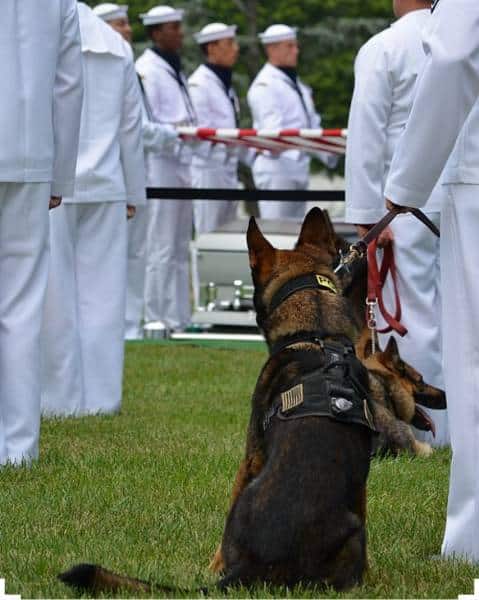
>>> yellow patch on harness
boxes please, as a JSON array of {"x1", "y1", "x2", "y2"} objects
[
  {"x1": 316, "y1": 275, "x2": 338, "y2": 295},
  {"x1": 281, "y1": 384, "x2": 304, "y2": 412}
]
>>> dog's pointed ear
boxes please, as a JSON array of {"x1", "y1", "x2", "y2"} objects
[
  {"x1": 296, "y1": 207, "x2": 336, "y2": 253},
  {"x1": 247, "y1": 217, "x2": 276, "y2": 278},
  {"x1": 383, "y1": 336, "x2": 401, "y2": 365}
]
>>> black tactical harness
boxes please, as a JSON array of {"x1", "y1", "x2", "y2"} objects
[{"x1": 263, "y1": 274, "x2": 377, "y2": 434}]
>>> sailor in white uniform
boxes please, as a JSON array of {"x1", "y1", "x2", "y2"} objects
[
  {"x1": 385, "y1": 0, "x2": 479, "y2": 561},
  {"x1": 0, "y1": 0, "x2": 83, "y2": 465},
  {"x1": 345, "y1": 0, "x2": 449, "y2": 447},
  {"x1": 189, "y1": 23, "x2": 240, "y2": 235},
  {"x1": 94, "y1": 2, "x2": 179, "y2": 340},
  {"x1": 247, "y1": 25, "x2": 336, "y2": 221},
  {"x1": 93, "y1": 3, "x2": 133, "y2": 42},
  {"x1": 41, "y1": 3, "x2": 145, "y2": 416},
  {"x1": 136, "y1": 6, "x2": 196, "y2": 331}
]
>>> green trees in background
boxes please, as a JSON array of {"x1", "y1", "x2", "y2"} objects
[{"x1": 85, "y1": 0, "x2": 393, "y2": 168}]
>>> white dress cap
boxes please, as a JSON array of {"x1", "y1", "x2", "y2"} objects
[
  {"x1": 93, "y1": 3, "x2": 128, "y2": 21},
  {"x1": 259, "y1": 24, "x2": 297, "y2": 45},
  {"x1": 193, "y1": 23, "x2": 237, "y2": 44},
  {"x1": 140, "y1": 5, "x2": 184, "y2": 26}
]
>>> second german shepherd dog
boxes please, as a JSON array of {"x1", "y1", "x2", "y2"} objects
[
  {"x1": 356, "y1": 330, "x2": 446, "y2": 457},
  {"x1": 59, "y1": 208, "x2": 376, "y2": 595}
]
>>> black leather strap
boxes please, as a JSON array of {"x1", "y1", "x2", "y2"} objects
[{"x1": 269, "y1": 273, "x2": 338, "y2": 315}]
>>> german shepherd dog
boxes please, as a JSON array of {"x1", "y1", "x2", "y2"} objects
[
  {"x1": 356, "y1": 329, "x2": 446, "y2": 457},
  {"x1": 59, "y1": 208, "x2": 376, "y2": 595},
  {"x1": 326, "y1": 213, "x2": 447, "y2": 456}
]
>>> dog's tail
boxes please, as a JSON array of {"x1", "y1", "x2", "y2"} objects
[{"x1": 58, "y1": 563, "x2": 203, "y2": 596}]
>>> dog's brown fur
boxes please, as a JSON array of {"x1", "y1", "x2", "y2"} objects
[{"x1": 356, "y1": 329, "x2": 446, "y2": 457}]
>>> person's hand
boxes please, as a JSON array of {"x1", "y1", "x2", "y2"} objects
[
  {"x1": 356, "y1": 224, "x2": 394, "y2": 248},
  {"x1": 49, "y1": 196, "x2": 62, "y2": 210},
  {"x1": 127, "y1": 204, "x2": 136, "y2": 219}
]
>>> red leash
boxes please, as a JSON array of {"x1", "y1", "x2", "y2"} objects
[{"x1": 367, "y1": 238, "x2": 408, "y2": 337}]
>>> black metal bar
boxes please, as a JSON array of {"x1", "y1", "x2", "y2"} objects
[{"x1": 146, "y1": 187, "x2": 345, "y2": 202}]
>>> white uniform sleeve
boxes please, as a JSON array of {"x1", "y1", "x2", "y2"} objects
[
  {"x1": 247, "y1": 83, "x2": 283, "y2": 130},
  {"x1": 51, "y1": 0, "x2": 84, "y2": 198},
  {"x1": 141, "y1": 103, "x2": 178, "y2": 153},
  {"x1": 188, "y1": 80, "x2": 214, "y2": 160},
  {"x1": 385, "y1": 0, "x2": 479, "y2": 207},
  {"x1": 120, "y1": 56, "x2": 146, "y2": 205},
  {"x1": 345, "y1": 36, "x2": 392, "y2": 224},
  {"x1": 303, "y1": 84, "x2": 338, "y2": 169}
]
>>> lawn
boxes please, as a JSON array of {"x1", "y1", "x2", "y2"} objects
[{"x1": 1, "y1": 341, "x2": 478, "y2": 599}]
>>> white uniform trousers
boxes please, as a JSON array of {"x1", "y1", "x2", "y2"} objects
[
  {"x1": 254, "y1": 166, "x2": 309, "y2": 221},
  {"x1": 192, "y1": 164, "x2": 238, "y2": 235},
  {"x1": 144, "y1": 157, "x2": 192, "y2": 330},
  {"x1": 440, "y1": 185, "x2": 479, "y2": 561},
  {"x1": 41, "y1": 202, "x2": 127, "y2": 416},
  {"x1": 0, "y1": 183, "x2": 50, "y2": 466},
  {"x1": 378, "y1": 212, "x2": 449, "y2": 447},
  {"x1": 125, "y1": 205, "x2": 147, "y2": 340}
]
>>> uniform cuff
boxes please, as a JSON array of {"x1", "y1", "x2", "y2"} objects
[
  {"x1": 344, "y1": 206, "x2": 387, "y2": 225},
  {"x1": 51, "y1": 181, "x2": 74, "y2": 198},
  {"x1": 384, "y1": 180, "x2": 428, "y2": 209}
]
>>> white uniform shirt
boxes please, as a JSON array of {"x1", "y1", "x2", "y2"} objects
[
  {"x1": 345, "y1": 9, "x2": 438, "y2": 224},
  {"x1": 136, "y1": 49, "x2": 196, "y2": 166},
  {"x1": 189, "y1": 64, "x2": 239, "y2": 168},
  {"x1": 386, "y1": 0, "x2": 479, "y2": 206},
  {"x1": 0, "y1": 0, "x2": 83, "y2": 196},
  {"x1": 247, "y1": 62, "x2": 321, "y2": 172},
  {"x1": 70, "y1": 4, "x2": 145, "y2": 205}
]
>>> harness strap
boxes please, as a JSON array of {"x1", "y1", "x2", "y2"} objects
[
  {"x1": 367, "y1": 239, "x2": 408, "y2": 337},
  {"x1": 270, "y1": 332, "x2": 354, "y2": 359},
  {"x1": 268, "y1": 273, "x2": 338, "y2": 315}
]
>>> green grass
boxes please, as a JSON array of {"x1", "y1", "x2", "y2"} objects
[{"x1": 1, "y1": 342, "x2": 478, "y2": 598}]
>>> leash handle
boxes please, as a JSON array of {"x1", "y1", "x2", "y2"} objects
[
  {"x1": 367, "y1": 238, "x2": 408, "y2": 337},
  {"x1": 335, "y1": 206, "x2": 439, "y2": 275}
]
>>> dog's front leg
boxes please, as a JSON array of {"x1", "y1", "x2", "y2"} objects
[
  {"x1": 209, "y1": 412, "x2": 266, "y2": 574},
  {"x1": 209, "y1": 451, "x2": 265, "y2": 574}
]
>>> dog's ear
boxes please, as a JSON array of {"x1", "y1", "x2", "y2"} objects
[
  {"x1": 247, "y1": 217, "x2": 276, "y2": 279},
  {"x1": 296, "y1": 207, "x2": 336, "y2": 253},
  {"x1": 382, "y1": 336, "x2": 401, "y2": 367}
]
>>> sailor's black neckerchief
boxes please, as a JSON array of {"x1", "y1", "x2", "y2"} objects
[
  {"x1": 205, "y1": 63, "x2": 240, "y2": 125},
  {"x1": 152, "y1": 47, "x2": 197, "y2": 124}
]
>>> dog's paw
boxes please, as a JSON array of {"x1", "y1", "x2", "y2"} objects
[
  {"x1": 208, "y1": 545, "x2": 225, "y2": 574},
  {"x1": 413, "y1": 440, "x2": 434, "y2": 457}
]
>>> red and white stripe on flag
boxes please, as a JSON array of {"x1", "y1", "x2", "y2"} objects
[{"x1": 177, "y1": 127, "x2": 347, "y2": 156}]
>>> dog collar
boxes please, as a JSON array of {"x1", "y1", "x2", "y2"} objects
[{"x1": 269, "y1": 273, "x2": 339, "y2": 315}]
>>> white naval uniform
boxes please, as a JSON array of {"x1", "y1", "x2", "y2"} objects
[
  {"x1": 247, "y1": 62, "x2": 335, "y2": 220},
  {"x1": 0, "y1": 0, "x2": 83, "y2": 465},
  {"x1": 125, "y1": 55, "x2": 178, "y2": 340},
  {"x1": 189, "y1": 64, "x2": 240, "y2": 234},
  {"x1": 136, "y1": 49, "x2": 195, "y2": 330},
  {"x1": 385, "y1": 0, "x2": 479, "y2": 561},
  {"x1": 41, "y1": 3, "x2": 145, "y2": 416},
  {"x1": 345, "y1": 9, "x2": 449, "y2": 447}
]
